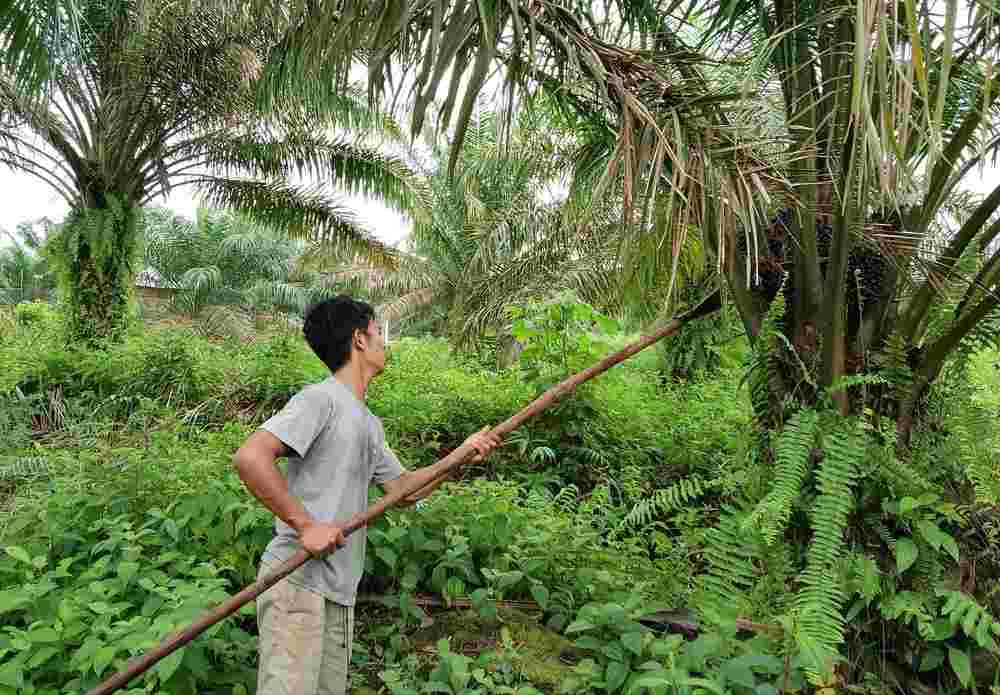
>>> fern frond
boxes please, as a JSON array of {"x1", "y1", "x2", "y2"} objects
[
  {"x1": 951, "y1": 403, "x2": 1000, "y2": 506},
  {"x1": 829, "y1": 373, "x2": 889, "y2": 393},
  {"x1": 747, "y1": 408, "x2": 820, "y2": 544},
  {"x1": 882, "y1": 332, "x2": 914, "y2": 400},
  {"x1": 697, "y1": 506, "x2": 761, "y2": 622},
  {"x1": 794, "y1": 421, "x2": 863, "y2": 672},
  {"x1": 910, "y1": 542, "x2": 945, "y2": 593},
  {"x1": 551, "y1": 485, "x2": 580, "y2": 513},
  {"x1": 620, "y1": 475, "x2": 719, "y2": 530}
]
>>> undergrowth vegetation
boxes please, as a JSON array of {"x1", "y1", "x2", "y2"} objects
[{"x1": 1, "y1": 298, "x2": 999, "y2": 694}]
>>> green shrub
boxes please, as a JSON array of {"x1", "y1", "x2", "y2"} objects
[
  {"x1": 13, "y1": 301, "x2": 58, "y2": 329},
  {"x1": 0, "y1": 496, "x2": 259, "y2": 694},
  {"x1": 366, "y1": 478, "x2": 691, "y2": 629}
]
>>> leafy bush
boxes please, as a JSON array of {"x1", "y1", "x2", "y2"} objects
[
  {"x1": 13, "y1": 301, "x2": 58, "y2": 329},
  {"x1": 366, "y1": 479, "x2": 691, "y2": 631},
  {"x1": 0, "y1": 490, "x2": 261, "y2": 694}
]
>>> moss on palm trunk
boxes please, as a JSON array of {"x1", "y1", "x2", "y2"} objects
[{"x1": 51, "y1": 196, "x2": 140, "y2": 345}]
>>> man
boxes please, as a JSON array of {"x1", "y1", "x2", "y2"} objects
[{"x1": 233, "y1": 295, "x2": 501, "y2": 695}]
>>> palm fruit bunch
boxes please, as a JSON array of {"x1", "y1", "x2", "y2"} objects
[{"x1": 735, "y1": 208, "x2": 890, "y2": 316}]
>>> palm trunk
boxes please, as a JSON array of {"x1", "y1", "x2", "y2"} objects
[{"x1": 60, "y1": 196, "x2": 140, "y2": 345}]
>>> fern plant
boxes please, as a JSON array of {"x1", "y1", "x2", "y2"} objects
[
  {"x1": 696, "y1": 506, "x2": 764, "y2": 624},
  {"x1": 793, "y1": 420, "x2": 864, "y2": 675},
  {"x1": 619, "y1": 475, "x2": 720, "y2": 530},
  {"x1": 742, "y1": 279, "x2": 789, "y2": 431},
  {"x1": 746, "y1": 408, "x2": 820, "y2": 544}
]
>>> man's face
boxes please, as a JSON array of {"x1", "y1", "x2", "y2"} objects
[{"x1": 358, "y1": 318, "x2": 387, "y2": 375}]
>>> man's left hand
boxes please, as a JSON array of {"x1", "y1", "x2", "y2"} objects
[{"x1": 464, "y1": 427, "x2": 502, "y2": 463}]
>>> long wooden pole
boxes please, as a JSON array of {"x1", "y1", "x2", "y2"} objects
[{"x1": 86, "y1": 290, "x2": 721, "y2": 695}]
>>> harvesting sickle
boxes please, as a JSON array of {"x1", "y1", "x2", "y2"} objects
[{"x1": 85, "y1": 288, "x2": 721, "y2": 695}]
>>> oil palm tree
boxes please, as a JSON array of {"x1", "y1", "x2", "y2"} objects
[
  {"x1": 0, "y1": 217, "x2": 56, "y2": 303},
  {"x1": 251, "y1": 0, "x2": 1000, "y2": 430},
  {"x1": 141, "y1": 205, "x2": 350, "y2": 322},
  {"x1": 258, "y1": 0, "x2": 1000, "y2": 685},
  {"x1": 0, "y1": 0, "x2": 426, "y2": 344},
  {"x1": 351, "y1": 101, "x2": 709, "y2": 351}
]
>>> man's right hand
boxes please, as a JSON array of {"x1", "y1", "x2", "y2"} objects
[{"x1": 299, "y1": 521, "x2": 347, "y2": 556}]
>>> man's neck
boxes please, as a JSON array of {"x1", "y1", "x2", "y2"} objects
[{"x1": 332, "y1": 361, "x2": 373, "y2": 402}]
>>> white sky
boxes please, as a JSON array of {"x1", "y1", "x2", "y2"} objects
[{"x1": 0, "y1": 170, "x2": 414, "y2": 247}]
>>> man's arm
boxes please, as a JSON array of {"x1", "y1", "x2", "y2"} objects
[
  {"x1": 379, "y1": 427, "x2": 502, "y2": 505},
  {"x1": 233, "y1": 430, "x2": 345, "y2": 555}
]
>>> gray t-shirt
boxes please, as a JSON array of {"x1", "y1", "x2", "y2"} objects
[{"x1": 259, "y1": 376, "x2": 405, "y2": 606}]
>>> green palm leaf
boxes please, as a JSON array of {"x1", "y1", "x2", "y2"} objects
[
  {"x1": 198, "y1": 177, "x2": 398, "y2": 269},
  {"x1": 196, "y1": 131, "x2": 430, "y2": 222}
]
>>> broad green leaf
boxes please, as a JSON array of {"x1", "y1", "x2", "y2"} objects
[
  {"x1": 894, "y1": 538, "x2": 918, "y2": 573},
  {"x1": 376, "y1": 547, "x2": 398, "y2": 569},
  {"x1": 0, "y1": 664, "x2": 22, "y2": 688},
  {"x1": 155, "y1": 648, "x2": 185, "y2": 682},
  {"x1": 595, "y1": 315, "x2": 619, "y2": 334},
  {"x1": 606, "y1": 660, "x2": 628, "y2": 693},
  {"x1": 916, "y1": 520, "x2": 951, "y2": 553},
  {"x1": 603, "y1": 642, "x2": 626, "y2": 663},
  {"x1": 470, "y1": 588, "x2": 489, "y2": 607},
  {"x1": 941, "y1": 536, "x2": 961, "y2": 564},
  {"x1": 565, "y1": 619, "x2": 596, "y2": 634},
  {"x1": 679, "y1": 678, "x2": 725, "y2": 694},
  {"x1": 27, "y1": 627, "x2": 60, "y2": 643},
  {"x1": 0, "y1": 590, "x2": 27, "y2": 614},
  {"x1": 26, "y1": 645, "x2": 59, "y2": 668},
  {"x1": 727, "y1": 653, "x2": 784, "y2": 674},
  {"x1": 621, "y1": 632, "x2": 644, "y2": 657},
  {"x1": 898, "y1": 496, "x2": 918, "y2": 515},
  {"x1": 948, "y1": 647, "x2": 972, "y2": 687},
  {"x1": 927, "y1": 618, "x2": 956, "y2": 641},
  {"x1": 919, "y1": 647, "x2": 945, "y2": 672},
  {"x1": 496, "y1": 570, "x2": 524, "y2": 590},
  {"x1": 650, "y1": 635, "x2": 683, "y2": 657},
  {"x1": 722, "y1": 659, "x2": 756, "y2": 688},
  {"x1": 118, "y1": 561, "x2": 140, "y2": 584},
  {"x1": 530, "y1": 584, "x2": 549, "y2": 610},
  {"x1": 625, "y1": 673, "x2": 673, "y2": 695},
  {"x1": 4, "y1": 546, "x2": 32, "y2": 566},
  {"x1": 93, "y1": 645, "x2": 117, "y2": 677},
  {"x1": 573, "y1": 636, "x2": 604, "y2": 651}
]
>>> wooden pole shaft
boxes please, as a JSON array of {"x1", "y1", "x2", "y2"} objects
[{"x1": 85, "y1": 291, "x2": 720, "y2": 695}]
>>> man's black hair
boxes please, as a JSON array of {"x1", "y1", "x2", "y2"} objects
[{"x1": 303, "y1": 295, "x2": 376, "y2": 373}]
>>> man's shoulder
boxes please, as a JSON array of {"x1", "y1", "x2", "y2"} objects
[{"x1": 292, "y1": 379, "x2": 338, "y2": 405}]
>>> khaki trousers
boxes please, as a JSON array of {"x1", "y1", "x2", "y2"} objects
[{"x1": 255, "y1": 561, "x2": 354, "y2": 695}]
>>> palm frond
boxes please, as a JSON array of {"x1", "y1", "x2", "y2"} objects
[
  {"x1": 194, "y1": 130, "x2": 430, "y2": 222},
  {"x1": 377, "y1": 287, "x2": 439, "y2": 321},
  {"x1": 196, "y1": 177, "x2": 399, "y2": 269},
  {"x1": 248, "y1": 279, "x2": 310, "y2": 315},
  {"x1": 0, "y1": 0, "x2": 82, "y2": 93},
  {"x1": 179, "y1": 266, "x2": 224, "y2": 294}
]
